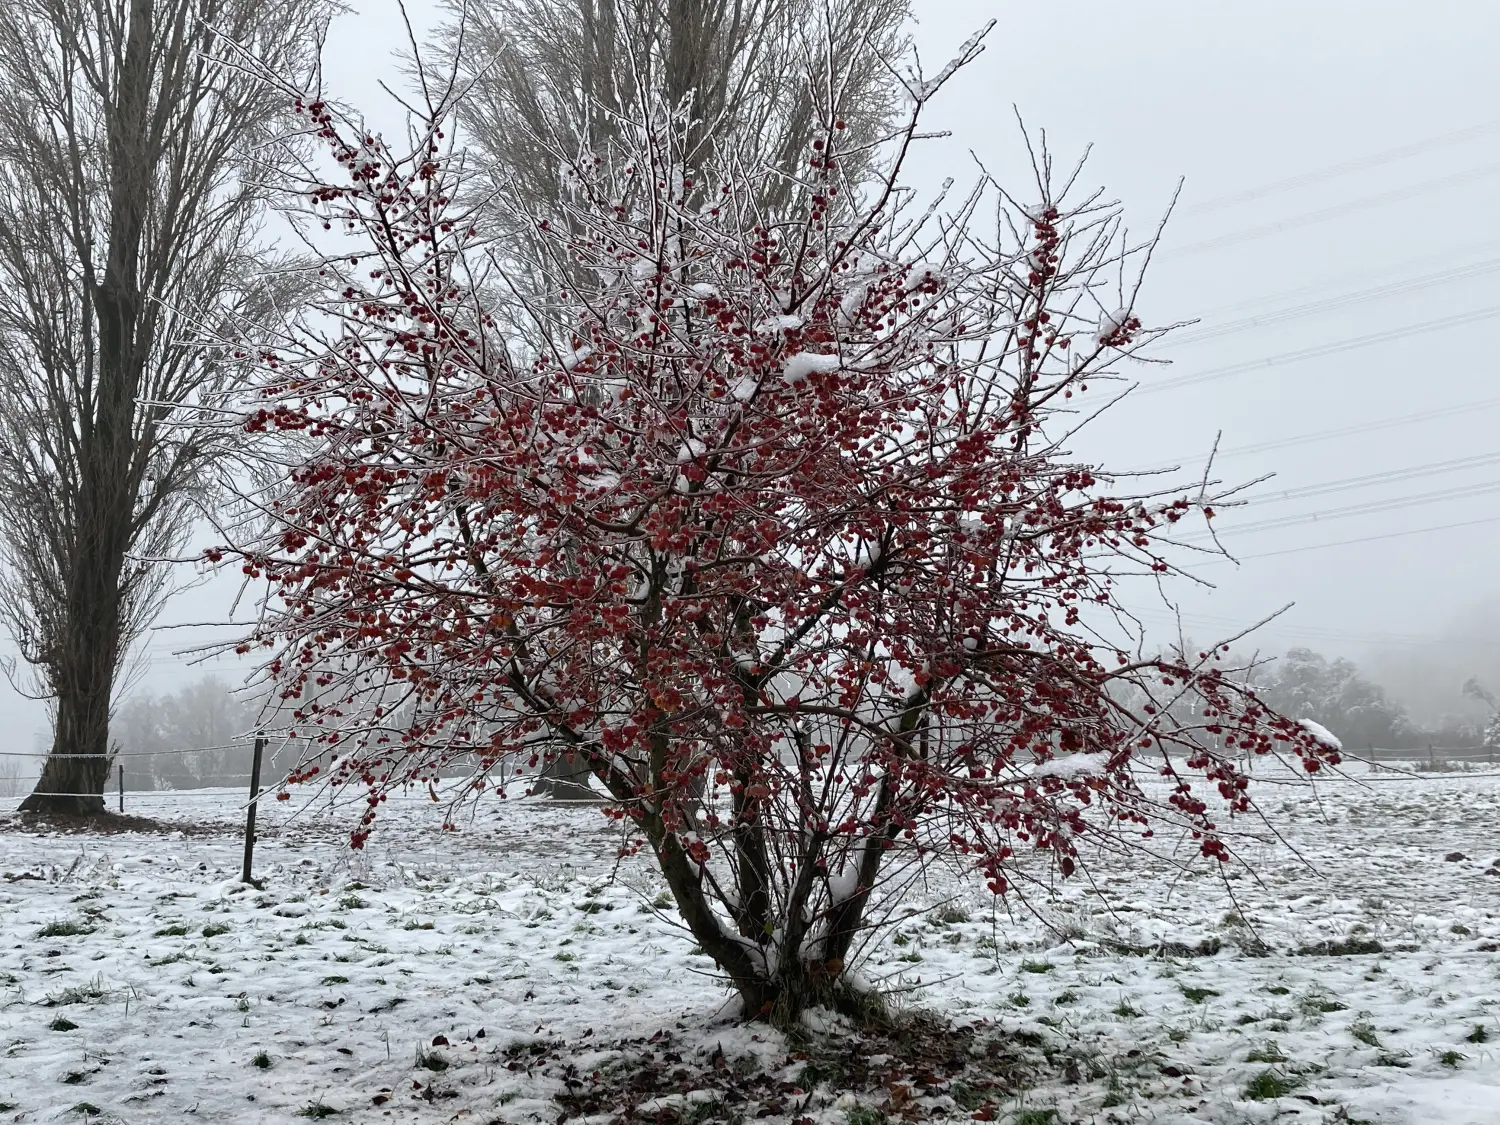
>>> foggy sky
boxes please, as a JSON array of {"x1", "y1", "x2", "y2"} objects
[{"x1": 4, "y1": 0, "x2": 1497, "y2": 754}]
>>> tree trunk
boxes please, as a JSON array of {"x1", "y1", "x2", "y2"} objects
[
  {"x1": 18, "y1": 0, "x2": 149, "y2": 815},
  {"x1": 535, "y1": 749, "x2": 598, "y2": 799},
  {"x1": 19, "y1": 524, "x2": 127, "y2": 815}
]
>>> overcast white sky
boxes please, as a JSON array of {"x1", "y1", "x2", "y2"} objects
[{"x1": 8, "y1": 0, "x2": 1500, "y2": 752}]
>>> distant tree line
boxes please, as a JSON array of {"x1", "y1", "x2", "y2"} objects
[
  {"x1": 1254, "y1": 648, "x2": 1489, "y2": 751},
  {"x1": 111, "y1": 676, "x2": 262, "y2": 790}
]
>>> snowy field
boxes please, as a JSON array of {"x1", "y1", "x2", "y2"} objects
[{"x1": 1, "y1": 763, "x2": 1498, "y2": 1125}]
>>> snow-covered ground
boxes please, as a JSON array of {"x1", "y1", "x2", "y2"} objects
[{"x1": 1, "y1": 762, "x2": 1498, "y2": 1124}]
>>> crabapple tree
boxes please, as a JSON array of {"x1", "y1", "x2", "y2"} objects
[{"x1": 216, "y1": 40, "x2": 1338, "y2": 1020}]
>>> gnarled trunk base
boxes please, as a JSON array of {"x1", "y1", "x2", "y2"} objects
[
  {"x1": 18, "y1": 684, "x2": 112, "y2": 816},
  {"x1": 737, "y1": 968, "x2": 888, "y2": 1029}
]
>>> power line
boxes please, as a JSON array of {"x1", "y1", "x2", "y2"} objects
[
  {"x1": 1177, "y1": 119, "x2": 1500, "y2": 217},
  {"x1": 1189, "y1": 240, "x2": 1500, "y2": 320},
  {"x1": 1160, "y1": 257, "x2": 1500, "y2": 350},
  {"x1": 1164, "y1": 163, "x2": 1500, "y2": 259},
  {"x1": 1137, "y1": 305, "x2": 1500, "y2": 397},
  {"x1": 1236, "y1": 451, "x2": 1500, "y2": 507},
  {"x1": 1123, "y1": 602, "x2": 1500, "y2": 649},
  {"x1": 1188, "y1": 513, "x2": 1500, "y2": 562},
  {"x1": 1127, "y1": 396, "x2": 1500, "y2": 471},
  {"x1": 1175, "y1": 477, "x2": 1500, "y2": 541}
]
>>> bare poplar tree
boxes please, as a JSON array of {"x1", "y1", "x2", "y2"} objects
[
  {"x1": 442, "y1": 0, "x2": 908, "y2": 204},
  {"x1": 437, "y1": 0, "x2": 910, "y2": 797},
  {"x1": 0, "y1": 0, "x2": 328, "y2": 815}
]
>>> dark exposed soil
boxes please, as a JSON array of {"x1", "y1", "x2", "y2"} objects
[{"x1": 498, "y1": 1014, "x2": 1054, "y2": 1124}]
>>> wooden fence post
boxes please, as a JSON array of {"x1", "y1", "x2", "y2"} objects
[
  {"x1": 117, "y1": 764, "x2": 123, "y2": 813},
  {"x1": 241, "y1": 734, "x2": 267, "y2": 887}
]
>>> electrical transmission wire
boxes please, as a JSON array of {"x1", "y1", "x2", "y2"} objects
[
  {"x1": 1122, "y1": 606, "x2": 1475, "y2": 648},
  {"x1": 1127, "y1": 396, "x2": 1500, "y2": 472},
  {"x1": 1164, "y1": 163, "x2": 1500, "y2": 259},
  {"x1": 1209, "y1": 513, "x2": 1500, "y2": 562},
  {"x1": 1135, "y1": 305, "x2": 1500, "y2": 397},
  {"x1": 1171, "y1": 478, "x2": 1500, "y2": 543},
  {"x1": 1233, "y1": 451, "x2": 1500, "y2": 507},
  {"x1": 1160, "y1": 257, "x2": 1500, "y2": 350},
  {"x1": 1189, "y1": 239, "x2": 1500, "y2": 321},
  {"x1": 1176, "y1": 119, "x2": 1500, "y2": 217}
]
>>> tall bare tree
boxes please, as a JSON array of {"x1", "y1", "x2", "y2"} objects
[
  {"x1": 437, "y1": 0, "x2": 910, "y2": 796},
  {"x1": 0, "y1": 0, "x2": 328, "y2": 815}
]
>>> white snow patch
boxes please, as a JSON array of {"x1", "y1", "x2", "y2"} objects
[
  {"x1": 782, "y1": 352, "x2": 841, "y2": 385},
  {"x1": 1299, "y1": 718, "x2": 1343, "y2": 751},
  {"x1": 755, "y1": 314, "x2": 804, "y2": 334},
  {"x1": 1029, "y1": 754, "x2": 1104, "y2": 779}
]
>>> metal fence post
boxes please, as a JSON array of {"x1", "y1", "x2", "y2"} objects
[
  {"x1": 117, "y1": 764, "x2": 123, "y2": 813},
  {"x1": 241, "y1": 734, "x2": 267, "y2": 887}
]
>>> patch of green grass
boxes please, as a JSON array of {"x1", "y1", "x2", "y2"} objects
[
  {"x1": 154, "y1": 924, "x2": 189, "y2": 937},
  {"x1": 150, "y1": 952, "x2": 186, "y2": 967},
  {"x1": 1113, "y1": 1000, "x2": 1142, "y2": 1018},
  {"x1": 402, "y1": 921, "x2": 435, "y2": 932},
  {"x1": 415, "y1": 1048, "x2": 448, "y2": 1072},
  {"x1": 1246, "y1": 1041, "x2": 1286, "y2": 1064},
  {"x1": 1300, "y1": 993, "x2": 1346, "y2": 1016},
  {"x1": 1350, "y1": 1017, "x2": 1380, "y2": 1047},
  {"x1": 1054, "y1": 989, "x2": 1078, "y2": 1004},
  {"x1": 1467, "y1": 1024, "x2": 1489, "y2": 1044},
  {"x1": 1019, "y1": 960, "x2": 1054, "y2": 974},
  {"x1": 935, "y1": 904, "x2": 970, "y2": 925},
  {"x1": 321, "y1": 975, "x2": 348, "y2": 986},
  {"x1": 49, "y1": 1016, "x2": 79, "y2": 1032},
  {"x1": 1165, "y1": 1026, "x2": 1189, "y2": 1043},
  {"x1": 1265, "y1": 984, "x2": 1291, "y2": 995},
  {"x1": 1015, "y1": 1111, "x2": 1057, "y2": 1125},
  {"x1": 1439, "y1": 1049, "x2": 1465, "y2": 1068},
  {"x1": 252, "y1": 1051, "x2": 271, "y2": 1069},
  {"x1": 1296, "y1": 937, "x2": 1383, "y2": 957},
  {"x1": 44, "y1": 978, "x2": 107, "y2": 1007},
  {"x1": 1243, "y1": 1069, "x2": 1298, "y2": 1100},
  {"x1": 202, "y1": 922, "x2": 230, "y2": 938},
  {"x1": 947, "y1": 1080, "x2": 986, "y2": 1111},
  {"x1": 297, "y1": 1102, "x2": 340, "y2": 1118},
  {"x1": 1181, "y1": 985, "x2": 1219, "y2": 1003},
  {"x1": 70, "y1": 1103, "x2": 102, "y2": 1117},
  {"x1": 845, "y1": 1107, "x2": 888, "y2": 1125},
  {"x1": 1008, "y1": 992, "x2": 1031, "y2": 1008},
  {"x1": 337, "y1": 894, "x2": 366, "y2": 910},
  {"x1": 37, "y1": 921, "x2": 93, "y2": 939}
]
